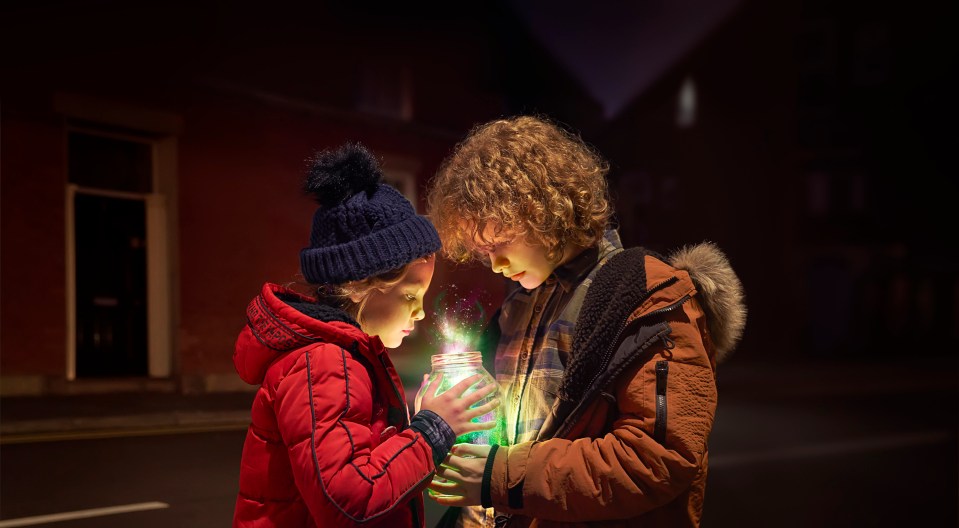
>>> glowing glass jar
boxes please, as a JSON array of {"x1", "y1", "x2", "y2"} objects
[{"x1": 416, "y1": 351, "x2": 502, "y2": 446}]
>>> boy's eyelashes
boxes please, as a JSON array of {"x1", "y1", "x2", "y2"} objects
[
  {"x1": 473, "y1": 252, "x2": 493, "y2": 265},
  {"x1": 475, "y1": 238, "x2": 515, "y2": 255},
  {"x1": 473, "y1": 246, "x2": 497, "y2": 261}
]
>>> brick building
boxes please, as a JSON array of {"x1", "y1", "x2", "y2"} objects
[{"x1": 1, "y1": 3, "x2": 602, "y2": 395}]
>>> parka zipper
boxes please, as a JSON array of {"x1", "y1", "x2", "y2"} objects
[
  {"x1": 640, "y1": 295, "x2": 689, "y2": 446},
  {"x1": 379, "y1": 354, "x2": 410, "y2": 427},
  {"x1": 635, "y1": 293, "x2": 691, "y2": 323},
  {"x1": 376, "y1": 351, "x2": 442, "y2": 508},
  {"x1": 654, "y1": 360, "x2": 669, "y2": 443}
]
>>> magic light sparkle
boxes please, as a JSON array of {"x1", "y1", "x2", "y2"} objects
[
  {"x1": 422, "y1": 286, "x2": 509, "y2": 445},
  {"x1": 431, "y1": 286, "x2": 487, "y2": 355},
  {"x1": 421, "y1": 287, "x2": 508, "y2": 499}
]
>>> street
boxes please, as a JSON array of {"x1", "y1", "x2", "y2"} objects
[
  {"x1": 1, "y1": 361, "x2": 956, "y2": 527},
  {"x1": 0, "y1": 431, "x2": 241, "y2": 527}
]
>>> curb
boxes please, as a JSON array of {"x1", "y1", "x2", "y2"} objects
[{"x1": 0, "y1": 410, "x2": 251, "y2": 444}]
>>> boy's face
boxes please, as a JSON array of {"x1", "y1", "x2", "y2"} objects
[
  {"x1": 357, "y1": 256, "x2": 435, "y2": 349},
  {"x1": 474, "y1": 225, "x2": 558, "y2": 290}
]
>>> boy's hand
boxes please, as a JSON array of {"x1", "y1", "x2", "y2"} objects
[
  {"x1": 419, "y1": 374, "x2": 500, "y2": 437},
  {"x1": 427, "y1": 444, "x2": 491, "y2": 507}
]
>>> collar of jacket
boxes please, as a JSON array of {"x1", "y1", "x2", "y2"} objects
[
  {"x1": 538, "y1": 249, "x2": 697, "y2": 439},
  {"x1": 551, "y1": 229, "x2": 623, "y2": 292},
  {"x1": 235, "y1": 283, "x2": 387, "y2": 385},
  {"x1": 256, "y1": 282, "x2": 379, "y2": 350}
]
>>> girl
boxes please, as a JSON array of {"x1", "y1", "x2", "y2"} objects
[{"x1": 233, "y1": 143, "x2": 498, "y2": 527}]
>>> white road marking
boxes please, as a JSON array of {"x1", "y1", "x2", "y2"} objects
[
  {"x1": 0, "y1": 502, "x2": 169, "y2": 527},
  {"x1": 711, "y1": 431, "x2": 952, "y2": 469}
]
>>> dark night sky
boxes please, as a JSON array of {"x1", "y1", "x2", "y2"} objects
[{"x1": 510, "y1": 0, "x2": 744, "y2": 118}]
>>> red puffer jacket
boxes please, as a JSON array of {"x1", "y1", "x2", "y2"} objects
[{"x1": 233, "y1": 283, "x2": 435, "y2": 527}]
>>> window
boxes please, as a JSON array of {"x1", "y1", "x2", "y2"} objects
[
  {"x1": 68, "y1": 132, "x2": 153, "y2": 193},
  {"x1": 676, "y1": 76, "x2": 697, "y2": 128}
]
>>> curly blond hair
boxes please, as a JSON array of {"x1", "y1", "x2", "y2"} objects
[{"x1": 427, "y1": 115, "x2": 612, "y2": 263}]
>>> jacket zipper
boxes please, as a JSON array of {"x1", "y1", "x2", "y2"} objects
[
  {"x1": 639, "y1": 294, "x2": 690, "y2": 445},
  {"x1": 379, "y1": 354, "x2": 410, "y2": 427},
  {"x1": 654, "y1": 360, "x2": 669, "y2": 443},
  {"x1": 634, "y1": 293, "x2": 691, "y2": 323},
  {"x1": 410, "y1": 497, "x2": 420, "y2": 527}
]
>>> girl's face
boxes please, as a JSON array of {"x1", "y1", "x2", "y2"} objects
[{"x1": 356, "y1": 256, "x2": 436, "y2": 349}]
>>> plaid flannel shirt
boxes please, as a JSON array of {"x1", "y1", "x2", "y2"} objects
[
  {"x1": 459, "y1": 230, "x2": 623, "y2": 528},
  {"x1": 494, "y1": 229, "x2": 623, "y2": 445}
]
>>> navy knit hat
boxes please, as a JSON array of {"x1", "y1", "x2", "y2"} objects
[{"x1": 300, "y1": 143, "x2": 441, "y2": 285}]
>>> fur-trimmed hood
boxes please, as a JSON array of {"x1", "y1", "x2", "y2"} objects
[
  {"x1": 542, "y1": 241, "x2": 746, "y2": 441},
  {"x1": 558, "y1": 243, "x2": 746, "y2": 406},
  {"x1": 669, "y1": 242, "x2": 747, "y2": 363}
]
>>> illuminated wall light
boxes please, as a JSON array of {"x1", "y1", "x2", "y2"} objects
[{"x1": 676, "y1": 76, "x2": 697, "y2": 128}]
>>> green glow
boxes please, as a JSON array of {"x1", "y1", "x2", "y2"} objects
[
  {"x1": 422, "y1": 353, "x2": 508, "y2": 499},
  {"x1": 426, "y1": 365, "x2": 505, "y2": 446}
]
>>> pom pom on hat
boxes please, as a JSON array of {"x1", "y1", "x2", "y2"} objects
[
  {"x1": 300, "y1": 143, "x2": 441, "y2": 285},
  {"x1": 304, "y1": 143, "x2": 383, "y2": 207}
]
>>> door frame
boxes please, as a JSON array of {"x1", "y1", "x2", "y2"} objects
[{"x1": 64, "y1": 127, "x2": 173, "y2": 380}]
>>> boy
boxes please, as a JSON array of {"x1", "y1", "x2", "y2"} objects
[{"x1": 425, "y1": 116, "x2": 747, "y2": 528}]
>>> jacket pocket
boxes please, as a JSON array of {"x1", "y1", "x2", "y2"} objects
[{"x1": 653, "y1": 360, "x2": 668, "y2": 443}]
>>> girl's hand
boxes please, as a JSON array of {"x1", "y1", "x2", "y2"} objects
[
  {"x1": 414, "y1": 374, "x2": 429, "y2": 414},
  {"x1": 419, "y1": 373, "x2": 500, "y2": 437},
  {"x1": 427, "y1": 443, "x2": 491, "y2": 506}
]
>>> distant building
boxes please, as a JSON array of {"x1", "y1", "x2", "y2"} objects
[
  {"x1": 600, "y1": 0, "x2": 957, "y2": 360},
  {"x1": 1, "y1": 3, "x2": 602, "y2": 395}
]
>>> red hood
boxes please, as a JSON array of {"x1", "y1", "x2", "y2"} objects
[{"x1": 233, "y1": 283, "x2": 384, "y2": 385}]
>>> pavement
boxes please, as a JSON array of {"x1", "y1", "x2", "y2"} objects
[
  {"x1": 0, "y1": 391, "x2": 257, "y2": 444},
  {"x1": 1, "y1": 356, "x2": 955, "y2": 445}
]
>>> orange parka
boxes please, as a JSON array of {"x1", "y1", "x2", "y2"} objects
[{"x1": 484, "y1": 243, "x2": 746, "y2": 528}]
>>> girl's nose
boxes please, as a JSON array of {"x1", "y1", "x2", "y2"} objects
[{"x1": 412, "y1": 304, "x2": 425, "y2": 321}]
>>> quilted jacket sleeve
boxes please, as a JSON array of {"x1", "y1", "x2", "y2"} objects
[
  {"x1": 275, "y1": 343, "x2": 437, "y2": 525},
  {"x1": 488, "y1": 299, "x2": 718, "y2": 522}
]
